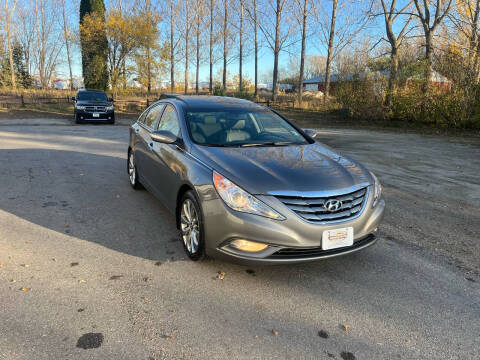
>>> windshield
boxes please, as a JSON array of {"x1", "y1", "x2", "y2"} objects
[
  {"x1": 186, "y1": 108, "x2": 309, "y2": 147},
  {"x1": 77, "y1": 91, "x2": 108, "y2": 102}
]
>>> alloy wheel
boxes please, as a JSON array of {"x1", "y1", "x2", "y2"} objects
[
  {"x1": 180, "y1": 199, "x2": 200, "y2": 254},
  {"x1": 128, "y1": 153, "x2": 136, "y2": 185}
]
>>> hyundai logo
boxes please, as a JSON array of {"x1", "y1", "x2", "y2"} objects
[{"x1": 324, "y1": 199, "x2": 342, "y2": 212}]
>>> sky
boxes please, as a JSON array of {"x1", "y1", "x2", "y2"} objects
[{"x1": 54, "y1": 0, "x2": 396, "y2": 84}]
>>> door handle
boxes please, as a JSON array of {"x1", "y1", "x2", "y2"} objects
[
  {"x1": 135, "y1": 128, "x2": 139, "y2": 133},
  {"x1": 148, "y1": 142, "x2": 154, "y2": 150}
]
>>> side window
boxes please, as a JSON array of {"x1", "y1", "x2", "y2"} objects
[
  {"x1": 138, "y1": 109, "x2": 148, "y2": 124},
  {"x1": 157, "y1": 105, "x2": 181, "y2": 137},
  {"x1": 144, "y1": 104, "x2": 165, "y2": 129}
]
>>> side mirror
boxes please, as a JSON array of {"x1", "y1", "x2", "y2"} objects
[
  {"x1": 71, "y1": 97, "x2": 76, "y2": 101},
  {"x1": 109, "y1": 97, "x2": 114, "y2": 102},
  {"x1": 304, "y1": 129, "x2": 317, "y2": 139},
  {"x1": 151, "y1": 130, "x2": 178, "y2": 144}
]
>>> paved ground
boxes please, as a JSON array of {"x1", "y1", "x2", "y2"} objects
[{"x1": 0, "y1": 123, "x2": 479, "y2": 360}]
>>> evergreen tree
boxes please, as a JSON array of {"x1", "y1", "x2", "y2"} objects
[
  {"x1": 80, "y1": 0, "x2": 109, "y2": 90},
  {"x1": 0, "y1": 43, "x2": 32, "y2": 89},
  {"x1": 12, "y1": 43, "x2": 32, "y2": 88}
]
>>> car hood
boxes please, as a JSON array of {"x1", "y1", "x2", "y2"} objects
[
  {"x1": 76, "y1": 101, "x2": 111, "y2": 106},
  {"x1": 193, "y1": 143, "x2": 373, "y2": 195}
]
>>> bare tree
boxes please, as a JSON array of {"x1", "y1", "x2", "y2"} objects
[
  {"x1": 245, "y1": 0, "x2": 259, "y2": 96},
  {"x1": 379, "y1": 0, "x2": 413, "y2": 105},
  {"x1": 253, "y1": 0, "x2": 258, "y2": 96},
  {"x1": 194, "y1": 0, "x2": 205, "y2": 94},
  {"x1": 168, "y1": 0, "x2": 181, "y2": 92},
  {"x1": 256, "y1": 0, "x2": 295, "y2": 101},
  {"x1": 222, "y1": 0, "x2": 229, "y2": 89},
  {"x1": 181, "y1": 0, "x2": 194, "y2": 94},
  {"x1": 412, "y1": 0, "x2": 454, "y2": 91},
  {"x1": 239, "y1": 0, "x2": 244, "y2": 91},
  {"x1": 314, "y1": 0, "x2": 372, "y2": 101},
  {"x1": 209, "y1": 0, "x2": 215, "y2": 92},
  {"x1": 60, "y1": 0, "x2": 73, "y2": 90},
  {"x1": 2, "y1": 0, "x2": 19, "y2": 89},
  {"x1": 294, "y1": 0, "x2": 310, "y2": 103},
  {"x1": 324, "y1": 0, "x2": 338, "y2": 101},
  {"x1": 33, "y1": 0, "x2": 62, "y2": 89},
  {"x1": 16, "y1": 2, "x2": 37, "y2": 76}
]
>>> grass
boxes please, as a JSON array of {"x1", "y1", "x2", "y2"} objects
[
  {"x1": 0, "y1": 103, "x2": 139, "y2": 120},
  {"x1": 1, "y1": 91, "x2": 478, "y2": 137}
]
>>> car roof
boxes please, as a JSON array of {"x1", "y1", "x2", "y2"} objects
[{"x1": 160, "y1": 94, "x2": 265, "y2": 111}]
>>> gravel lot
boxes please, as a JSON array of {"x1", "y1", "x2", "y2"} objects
[{"x1": 0, "y1": 123, "x2": 479, "y2": 359}]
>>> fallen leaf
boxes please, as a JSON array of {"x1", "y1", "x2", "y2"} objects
[
  {"x1": 20, "y1": 287, "x2": 30, "y2": 292},
  {"x1": 341, "y1": 324, "x2": 350, "y2": 331},
  {"x1": 109, "y1": 275, "x2": 123, "y2": 280},
  {"x1": 163, "y1": 329, "x2": 178, "y2": 340},
  {"x1": 52, "y1": 258, "x2": 57, "y2": 262},
  {"x1": 70, "y1": 262, "x2": 79, "y2": 267},
  {"x1": 20, "y1": 264, "x2": 30, "y2": 268},
  {"x1": 10, "y1": 279, "x2": 16, "y2": 283},
  {"x1": 0, "y1": 262, "x2": 5, "y2": 268},
  {"x1": 216, "y1": 271, "x2": 226, "y2": 280},
  {"x1": 78, "y1": 279, "x2": 86, "y2": 283},
  {"x1": 272, "y1": 329, "x2": 279, "y2": 336},
  {"x1": 143, "y1": 277, "x2": 152, "y2": 282}
]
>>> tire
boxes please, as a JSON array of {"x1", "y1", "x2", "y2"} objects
[
  {"x1": 179, "y1": 191, "x2": 206, "y2": 261},
  {"x1": 75, "y1": 114, "x2": 81, "y2": 124},
  {"x1": 127, "y1": 150, "x2": 143, "y2": 189}
]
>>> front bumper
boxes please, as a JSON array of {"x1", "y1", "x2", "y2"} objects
[
  {"x1": 200, "y1": 185, "x2": 385, "y2": 264},
  {"x1": 75, "y1": 110, "x2": 115, "y2": 121}
]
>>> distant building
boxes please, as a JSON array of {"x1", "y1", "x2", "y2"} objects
[{"x1": 303, "y1": 70, "x2": 452, "y2": 93}]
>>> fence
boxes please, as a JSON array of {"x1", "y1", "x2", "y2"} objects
[{"x1": 0, "y1": 89, "x2": 325, "y2": 113}]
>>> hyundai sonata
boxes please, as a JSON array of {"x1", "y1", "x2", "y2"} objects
[{"x1": 127, "y1": 95, "x2": 385, "y2": 263}]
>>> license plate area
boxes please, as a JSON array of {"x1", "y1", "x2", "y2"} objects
[
  {"x1": 322, "y1": 227, "x2": 354, "y2": 250},
  {"x1": 92, "y1": 113, "x2": 100, "y2": 117}
]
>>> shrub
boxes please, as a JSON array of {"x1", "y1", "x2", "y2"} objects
[{"x1": 213, "y1": 86, "x2": 226, "y2": 96}]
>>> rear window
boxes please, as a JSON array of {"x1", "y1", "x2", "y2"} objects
[{"x1": 77, "y1": 92, "x2": 108, "y2": 102}]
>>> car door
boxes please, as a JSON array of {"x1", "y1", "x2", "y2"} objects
[
  {"x1": 135, "y1": 103, "x2": 165, "y2": 190},
  {"x1": 147, "y1": 104, "x2": 185, "y2": 212}
]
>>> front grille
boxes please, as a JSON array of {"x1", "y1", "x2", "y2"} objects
[
  {"x1": 268, "y1": 234, "x2": 375, "y2": 259},
  {"x1": 276, "y1": 187, "x2": 368, "y2": 223},
  {"x1": 85, "y1": 106, "x2": 106, "y2": 113}
]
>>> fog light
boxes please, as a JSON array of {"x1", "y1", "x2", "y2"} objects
[{"x1": 230, "y1": 239, "x2": 269, "y2": 253}]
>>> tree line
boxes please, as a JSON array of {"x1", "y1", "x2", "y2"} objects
[{"x1": 2, "y1": 0, "x2": 480, "y2": 126}]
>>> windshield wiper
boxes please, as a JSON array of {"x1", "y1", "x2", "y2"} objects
[{"x1": 240, "y1": 141, "x2": 294, "y2": 147}]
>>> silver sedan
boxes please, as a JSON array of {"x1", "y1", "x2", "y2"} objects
[{"x1": 128, "y1": 95, "x2": 385, "y2": 264}]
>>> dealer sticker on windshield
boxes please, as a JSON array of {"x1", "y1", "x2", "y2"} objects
[{"x1": 322, "y1": 227, "x2": 354, "y2": 250}]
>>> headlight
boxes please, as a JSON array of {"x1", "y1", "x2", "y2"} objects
[
  {"x1": 76, "y1": 105, "x2": 86, "y2": 110},
  {"x1": 370, "y1": 172, "x2": 382, "y2": 207},
  {"x1": 106, "y1": 105, "x2": 114, "y2": 111},
  {"x1": 213, "y1": 171, "x2": 285, "y2": 220}
]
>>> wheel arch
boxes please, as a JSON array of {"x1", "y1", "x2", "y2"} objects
[{"x1": 176, "y1": 184, "x2": 195, "y2": 229}]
